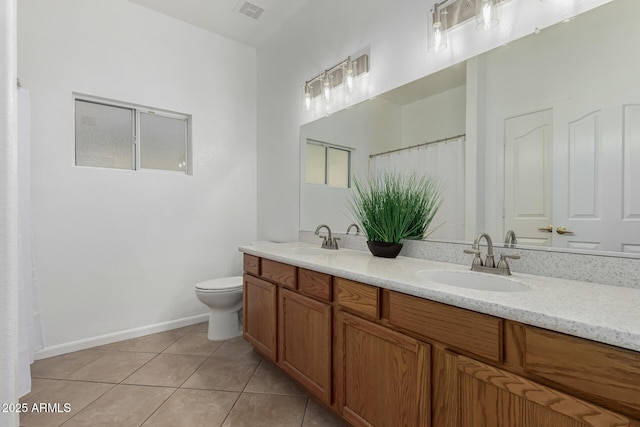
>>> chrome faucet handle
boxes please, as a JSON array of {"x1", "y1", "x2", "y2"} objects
[
  {"x1": 496, "y1": 253, "x2": 520, "y2": 274},
  {"x1": 463, "y1": 248, "x2": 483, "y2": 266},
  {"x1": 331, "y1": 237, "x2": 340, "y2": 249}
]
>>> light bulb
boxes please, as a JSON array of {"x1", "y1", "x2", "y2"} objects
[
  {"x1": 322, "y1": 73, "x2": 331, "y2": 102},
  {"x1": 303, "y1": 83, "x2": 311, "y2": 111},
  {"x1": 345, "y1": 58, "x2": 355, "y2": 93}
]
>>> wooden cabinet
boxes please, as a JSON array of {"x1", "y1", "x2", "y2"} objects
[
  {"x1": 387, "y1": 290, "x2": 503, "y2": 363},
  {"x1": 523, "y1": 326, "x2": 640, "y2": 418},
  {"x1": 440, "y1": 351, "x2": 636, "y2": 427},
  {"x1": 243, "y1": 274, "x2": 277, "y2": 361},
  {"x1": 335, "y1": 311, "x2": 431, "y2": 427},
  {"x1": 278, "y1": 287, "x2": 332, "y2": 405},
  {"x1": 243, "y1": 255, "x2": 640, "y2": 426}
]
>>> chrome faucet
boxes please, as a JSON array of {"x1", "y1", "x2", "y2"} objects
[
  {"x1": 464, "y1": 232, "x2": 520, "y2": 276},
  {"x1": 346, "y1": 223, "x2": 360, "y2": 235},
  {"x1": 504, "y1": 230, "x2": 518, "y2": 247},
  {"x1": 315, "y1": 224, "x2": 340, "y2": 250}
]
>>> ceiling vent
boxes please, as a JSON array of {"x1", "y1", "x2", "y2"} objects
[{"x1": 234, "y1": 1, "x2": 265, "y2": 20}]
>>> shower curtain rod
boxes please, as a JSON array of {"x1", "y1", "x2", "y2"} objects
[{"x1": 369, "y1": 133, "x2": 466, "y2": 158}]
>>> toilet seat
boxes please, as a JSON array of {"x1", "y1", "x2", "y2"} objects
[{"x1": 196, "y1": 276, "x2": 243, "y2": 293}]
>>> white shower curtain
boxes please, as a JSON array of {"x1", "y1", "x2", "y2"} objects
[
  {"x1": 370, "y1": 136, "x2": 466, "y2": 240},
  {"x1": 18, "y1": 88, "x2": 43, "y2": 397}
]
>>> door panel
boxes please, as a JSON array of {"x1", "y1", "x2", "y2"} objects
[
  {"x1": 336, "y1": 312, "x2": 430, "y2": 427},
  {"x1": 504, "y1": 109, "x2": 553, "y2": 246}
]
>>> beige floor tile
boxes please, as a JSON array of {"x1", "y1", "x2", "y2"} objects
[
  {"x1": 222, "y1": 393, "x2": 308, "y2": 427},
  {"x1": 63, "y1": 384, "x2": 174, "y2": 427},
  {"x1": 192, "y1": 322, "x2": 208, "y2": 333},
  {"x1": 123, "y1": 354, "x2": 206, "y2": 387},
  {"x1": 96, "y1": 330, "x2": 186, "y2": 353},
  {"x1": 68, "y1": 351, "x2": 155, "y2": 383},
  {"x1": 302, "y1": 398, "x2": 346, "y2": 427},
  {"x1": 19, "y1": 380, "x2": 113, "y2": 427},
  {"x1": 30, "y1": 350, "x2": 107, "y2": 379},
  {"x1": 141, "y1": 389, "x2": 239, "y2": 427},
  {"x1": 170, "y1": 324, "x2": 198, "y2": 335},
  {"x1": 162, "y1": 332, "x2": 223, "y2": 356},
  {"x1": 213, "y1": 336, "x2": 261, "y2": 362},
  {"x1": 181, "y1": 356, "x2": 260, "y2": 392},
  {"x1": 23, "y1": 378, "x2": 58, "y2": 396},
  {"x1": 244, "y1": 361, "x2": 306, "y2": 396}
]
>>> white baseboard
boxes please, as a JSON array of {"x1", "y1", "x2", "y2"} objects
[{"x1": 34, "y1": 313, "x2": 209, "y2": 360}]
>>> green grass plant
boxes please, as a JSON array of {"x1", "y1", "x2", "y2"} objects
[{"x1": 348, "y1": 171, "x2": 442, "y2": 244}]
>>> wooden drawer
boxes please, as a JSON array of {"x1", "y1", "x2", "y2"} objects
[
  {"x1": 261, "y1": 259, "x2": 297, "y2": 289},
  {"x1": 298, "y1": 268, "x2": 332, "y2": 302},
  {"x1": 243, "y1": 254, "x2": 260, "y2": 276},
  {"x1": 334, "y1": 277, "x2": 379, "y2": 320},
  {"x1": 387, "y1": 291, "x2": 503, "y2": 362},
  {"x1": 524, "y1": 326, "x2": 640, "y2": 417}
]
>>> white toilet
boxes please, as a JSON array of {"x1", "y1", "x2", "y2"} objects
[{"x1": 195, "y1": 276, "x2": 244, "y2": 341}]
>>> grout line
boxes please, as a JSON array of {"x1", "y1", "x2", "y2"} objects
[
  {"x1": 215, "y1": 357, "x2": 264, "y2": 425},
  {"x1": 118, "y1": 352, "x2": 162, "y2": 385},
  {"x1": 138, "y1": 386, "x2": 180, "y2": 427},
  {"x1": 58, "y1": 382, "x2": 117, "y2": 427},
  {"x1": 301, "y1": 397, "x2": 311, "y2": 427}
]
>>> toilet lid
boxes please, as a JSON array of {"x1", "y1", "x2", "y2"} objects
[{"x1": 196, "y1": 276, "x2": 243, "y2": 291}]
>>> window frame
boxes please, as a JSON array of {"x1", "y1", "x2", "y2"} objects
[
  {"x1": 305, "y1": 139, "x2": 353, "y2": 188},
  {"x1": 73, "y1": 93, "x2": 192, "y2": 175}
]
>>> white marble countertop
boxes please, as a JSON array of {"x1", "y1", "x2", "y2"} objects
[{"x1": 239, "y1": 241, "x2": 640, "y2": 353}]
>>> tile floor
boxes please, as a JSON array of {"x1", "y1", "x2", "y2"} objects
[{"x1": 21, "y1": 323, "x2": 345, "y2": 427}]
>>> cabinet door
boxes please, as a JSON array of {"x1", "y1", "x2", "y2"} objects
[
  {"x1": 447, "y1": 352, "x2": 635, "y2": 427},
  {"x1": 335, "y1": 311, "x2": 431, "y2": 427},
  {"x1": 278, "y1": 288, "x2": 332, "y2": 404},
  {"x1": 243, "y1": 274, "x2": 277, "y2": 362}
]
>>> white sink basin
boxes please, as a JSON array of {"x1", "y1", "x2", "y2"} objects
[
  {"x1": 285, "y1": 247, "x2": 337, "y2": 256},
  {"x1": 415, "y1": 270, "x2": 529, "y2": 292}
]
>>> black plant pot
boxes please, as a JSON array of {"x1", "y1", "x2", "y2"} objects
[{"x1": 366, "y1": 241, "x2": 403, "y2": 258}]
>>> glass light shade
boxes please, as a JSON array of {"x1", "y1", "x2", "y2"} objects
[
  {"x1": 322, "y1": 73, "x2": 332, "y2": 102},
  {"x1": 476, "y1": 0, "x2": 499, "y2": 31},
  {"x1": 344, "y1": 58, "x2": 356, "y2": 93},
  {"x1": 303, "y1": 83, "x2": 311, "y2": 111},
  {"x1": 428, "y1": 9, "x2": 448, "y2": 53}
]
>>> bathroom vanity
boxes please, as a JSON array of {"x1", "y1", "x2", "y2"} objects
[{"x1": 239, "y1": 242, "x2": 640, "y2": 426}]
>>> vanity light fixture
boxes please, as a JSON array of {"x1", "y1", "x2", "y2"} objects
[
  {"x1": 302, "y1": 54, "x2": 369, "y2": 112},
  {"x1": 429, "y1": 0, "x2": 506, "y2": 53}
]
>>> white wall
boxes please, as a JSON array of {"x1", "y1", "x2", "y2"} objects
[
  {"x1": 401, "y1": 86, "x2": 466, "y2": 148},
  {"x1": 1, "y1": 0, "x2": 19, "y2": 423},
  {"x1": 18, "y1": 0, "x2": 257, "y2": 354},
  {"x1": 256, "y1": 0, "x2": 613, "y2": 242}
]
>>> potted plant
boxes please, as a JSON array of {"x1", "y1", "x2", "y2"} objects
[{"x1": 348, "y1": 171, "x2": 442, "y2": 258}]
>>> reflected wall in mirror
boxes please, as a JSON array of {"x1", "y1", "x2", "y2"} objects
[{"x1": 299, "y1": 0, "x2": 640, "y2": 257}]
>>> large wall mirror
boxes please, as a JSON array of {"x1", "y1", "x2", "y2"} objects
[{"x1": 300, "y1": 0, "x2": 640, "y2": 257}]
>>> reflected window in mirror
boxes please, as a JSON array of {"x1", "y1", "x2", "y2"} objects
[{"x1": 305, "y1": 140, "x2": 352, "y2": 189}]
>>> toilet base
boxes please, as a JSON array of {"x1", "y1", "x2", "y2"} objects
[{"x1": 207, "y1": 310, "x2": 242, "y2": 341}]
